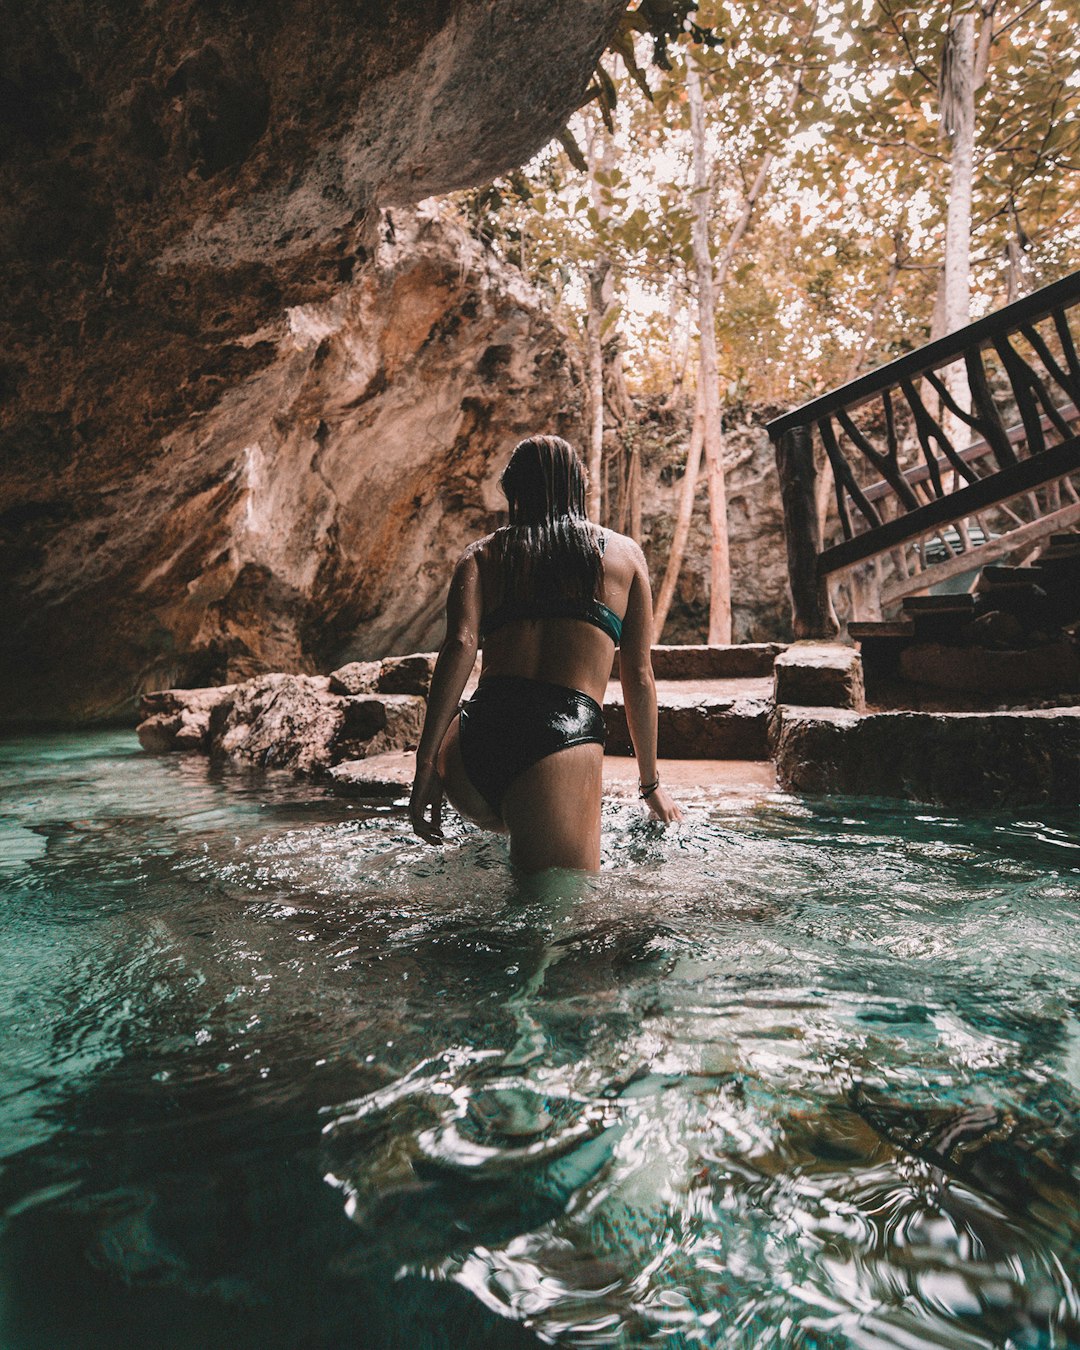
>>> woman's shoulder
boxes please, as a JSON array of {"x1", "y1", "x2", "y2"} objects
[
  {"x1": 597, "y1": 528, "x2": 646, "y2": 565},
  {"x1": 460, "y1": 530, "x2": 502, "y2": 560}
]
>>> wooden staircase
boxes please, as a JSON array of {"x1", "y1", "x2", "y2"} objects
[
  {"x1": 849, "y1": 532, "x2": 1080, "y2": 700},
  {"x1": 767, "y1": 271, "x2": 1080, "y2": 643}
]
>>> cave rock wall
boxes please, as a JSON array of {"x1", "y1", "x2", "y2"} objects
[
  {"x1": 1, "y1": 0, "x2": 623, "y2": 723},
  {"x1": 636, "y1": 402, "x2": 793, "y2": 645},
  {"x1": 4, "y1": 209, "x2": 585, "y2": 721}
]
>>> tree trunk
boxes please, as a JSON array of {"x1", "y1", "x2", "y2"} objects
[
  {"x1": 941, "y1": 11, "x2": 976, "y2": 339},
  {"x1": 627, "y1": 433, "x2": 642, "y2": 543},
  {"x1": 654, "y1": 11, "x2": 817, "y2": 641},
  {"x1": 939, "y1": 9, "x2": 977, "y2": 442},
  {"x1": 585, "y1": 260, "x2": 607, "y2": 522},
  {"x1": 652, "y1": 392, "x2": 705, "y2": 642},
  {"x1": 584, "y1": 118, "x2": 615, "y2": 522},
  {"x1": 687, "y1": 59, "x2": 732, "y2": 645}
]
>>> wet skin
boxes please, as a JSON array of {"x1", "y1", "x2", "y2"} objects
[{"x1": 410, "y1": 525, "x2": 683, "y2": 872}]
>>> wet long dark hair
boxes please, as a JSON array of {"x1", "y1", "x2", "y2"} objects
[{"x1": 490, "y1": 435, "x2": 603, "y2": 607}]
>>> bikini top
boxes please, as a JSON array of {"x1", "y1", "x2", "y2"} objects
[{"x1": 479, "y1": 596, "x2": 623, "y2": 645}]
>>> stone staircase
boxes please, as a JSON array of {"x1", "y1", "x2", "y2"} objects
[
  {"x1": 849, "y1": 531, "x2": 1080, "y2": 702},
  {"x1": 604, "y1": 644, "x2": 781, "y2": 761},
  {"x1": 136, "y1": 625, "x2": 1078, "y2": 808}
]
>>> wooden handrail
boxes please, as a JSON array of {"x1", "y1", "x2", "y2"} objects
[
  {"x1": 860, "y1": 401, "x2": 1078, "y2": 504},
  {"x1": 766, "y1": 270, "x2": 1080, "y2": 438},
  {"x1": 818, "y1": 435, "x2": 1080, "y2": 575},
  {"x1": 767, "y1": 269, "x2": 1080, "y2": 636}
]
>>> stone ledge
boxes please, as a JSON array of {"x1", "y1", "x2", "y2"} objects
[
  {"x1": 329, "y1": 751, "x2": 777, "y2": 799},
  {"x1": 773, "y1": 641, "x2": 864, "y2": 710},
  {"x1": 614, "y1": 643, "x2": 786, "y2": 681},
  {"x1": 604, "y1": 693, "x2": 771, "y2": 760},
  {"x1": 898, "y1": 641, "x2": 1080, "y2": 695},
  {"x1": 770, "y1": 704, "x2": 1080, "y2": 807}
]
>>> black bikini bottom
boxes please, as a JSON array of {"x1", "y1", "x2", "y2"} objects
[{"x1": 457, "y1": 675, "x2": 607, "y2": 817}]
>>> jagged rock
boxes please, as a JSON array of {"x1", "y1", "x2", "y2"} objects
[
  {"x1": 138, "y1": 685, "x2": 239, "y2": 719},
  {"x1": 136, "y1": 684, "x2": 238, "y2": 750},
  {"x1": 773, "y1": 642, "x2": 864, "y2": 709},
  {"x1": 338, "y1": 694, "x2": 426, "y2": 761},
  {"x1": 330, "y1": 653, "x2": 436, "y2": 697},
  {"x1": 3, "y1": 209, "x2": 587, "y2": 724},
  {"x1": 174, "y1": 709, "x2": 213, "y2": 751},
  {"x1": 328, "y1": 661, "x2": 383, "y2": 697},
  {"x1": 2, "y1": 2, "x2": 624, "y2": 725},
  {"x1": 136, "y1": 671, "x2": 424, "y2": 769},
  {"x1": 377, "y1": 653, "x2": 438, "y2": 696},
  {"x1": 210, "y1": 674, "x2": 341, "y2": 773},
  {"x1": 136, "y1": 714, "x2": 185, "y2": 753},
  {"x1": 771, "y1": 705, "x2": 1080, "y2": 807}
]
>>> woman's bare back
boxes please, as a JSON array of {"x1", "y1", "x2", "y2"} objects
[{"x1": 471, "y1": 528, "x2": 641, "y2": 703}]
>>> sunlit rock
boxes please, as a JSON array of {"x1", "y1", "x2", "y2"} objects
[
  {"x1": 2, "y1": 2, "x2": 621, "y2": 725},
  {"x1": 773, "y1": 641, "x2": 865, "y2": 710}
]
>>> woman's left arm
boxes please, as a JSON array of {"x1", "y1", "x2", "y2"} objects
[{"x1": 409, "y1": 549, "x2": 482, "y2": 843}]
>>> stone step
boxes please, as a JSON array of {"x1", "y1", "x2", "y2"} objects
[
  {"x1": 978, "y1": 564, "x2": 1041, "y2": 586},
  {"x1": 612, "y1": 643, "x2": 785, "y2": 681},
  {"x1": 902, "y1": 593, "x2": 976, "y2": 613},
  {"x1": 848, "y1": 620, "x2": 915, "y2": 639},
  {"x1": 770, "y1": 704, "x2": 1080, "y2": 808},
  {"x1": 604, "y1": 682, "x2": 772, "y2": 760}
]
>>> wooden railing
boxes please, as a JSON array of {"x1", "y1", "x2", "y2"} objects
[{"x1": 766, "y1": 271, "x2": 1080, "y2": 637}]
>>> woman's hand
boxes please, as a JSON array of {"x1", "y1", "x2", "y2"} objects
[
  {"x1": 409, "y1": 760, "x2": 444, "y2": 844},
  {"x1": 644, "y1": 783, "x2": 683, "y2": 824}
]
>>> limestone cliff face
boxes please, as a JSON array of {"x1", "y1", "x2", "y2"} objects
[
  {"x1": 637, "y1": 402, "x2": 793, "y2": 645},
  {"x1": 3, "y1": 208, "x2": 585, "y2": 721},
  {"x1": 1, "y1": 0, "x2": 622, "y2": 722}
]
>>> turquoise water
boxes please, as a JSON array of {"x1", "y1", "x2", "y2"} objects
[{"x1": 0, "y1": 732, "x2": 1077, "y2": 1349}]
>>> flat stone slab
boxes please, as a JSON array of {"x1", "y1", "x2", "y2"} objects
[
  {"x1": 773, "y1": 641, "x2": 864, "y2": 710},
  {"x1": 899, "y1": 641, "x2": 1080, "y2": 695},
  {"x1": 771, "y1": 703, "x2": 1080, "y2": 807},
  {"x1": 329, "y1": 751, "x2": 775, "y2": 799},
  {"x1": 614, "y1": 644, "x2": 785, "y2": 681},
  {"x1": 604, "y1": 688, "x2": 771, "y2": 760}
]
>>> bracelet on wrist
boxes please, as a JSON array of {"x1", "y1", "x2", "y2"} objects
[{"x1": 639, "y1": 777, "x2": 660, "y2": 800}]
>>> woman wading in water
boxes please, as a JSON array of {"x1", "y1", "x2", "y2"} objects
[{"x1": 409, "y1": 435, "x2": 682, "y2": 872}]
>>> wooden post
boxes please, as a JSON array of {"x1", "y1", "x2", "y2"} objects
[{"x1": 775, "y1": 426, "x2": 840, "y2": 638}]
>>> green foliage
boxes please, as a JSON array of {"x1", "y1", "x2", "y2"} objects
[{"x1": 451, "y1": 0, "x2": 1079, "y2": 406}]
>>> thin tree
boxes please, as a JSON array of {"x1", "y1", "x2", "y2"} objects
[
  {"x1": 653, "y1": 9, "x2": 819, "y2": 641},
  {"x1": 584, "y1": 116, "x2": 613, "y2": 522},
  {"x1": 686, "y1": 55, "x2": 731, "y2": 644}
]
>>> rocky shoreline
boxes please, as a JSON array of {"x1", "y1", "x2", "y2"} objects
[
  {"x1": 135, "y1": 643, "x2": 1080, "y2": 810},
  {"x1": 136, "y1": 653, "x2": 435, "y2": 776}
]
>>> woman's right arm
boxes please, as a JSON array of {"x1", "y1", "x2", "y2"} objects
[
  {"x1": 409, "y1": 549, "x2": 482, "y2": 843},
  {"x1": 619, "y1": 542, "x2": 683, "y2": 824}
]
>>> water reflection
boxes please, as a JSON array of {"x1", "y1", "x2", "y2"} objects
[{"x1": 0, "y1": 732, "x2": 1077, "y2": 1347}]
